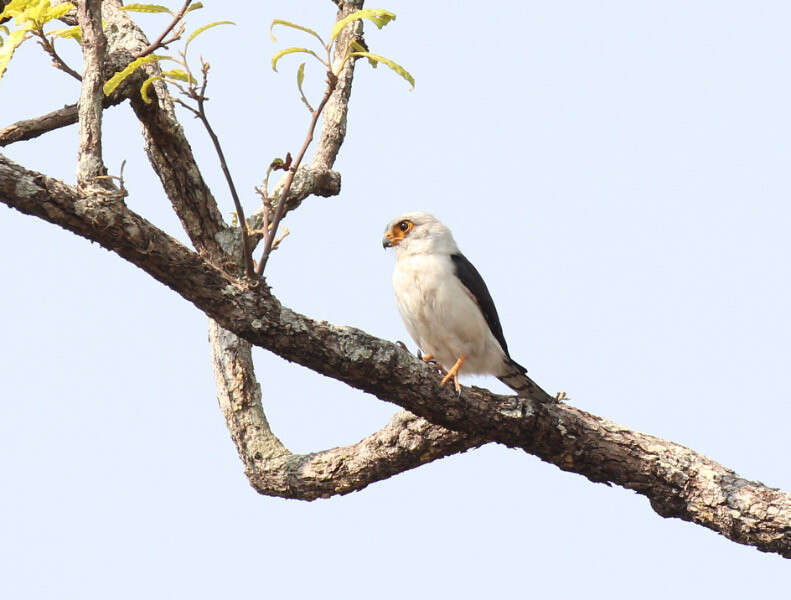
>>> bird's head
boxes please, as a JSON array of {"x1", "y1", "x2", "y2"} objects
[{"x1": 382, "y1": 212, "x2": 458, "y2": 256}]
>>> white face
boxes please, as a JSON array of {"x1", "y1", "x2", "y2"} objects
[{"x1": 382, "y1": 213, "x2": 458, "y2": 257}]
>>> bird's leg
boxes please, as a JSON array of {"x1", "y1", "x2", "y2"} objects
[{"x1": 440, "y1": 354, "x2": 467, "y2": 393}]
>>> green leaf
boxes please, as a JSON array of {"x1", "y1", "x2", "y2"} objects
[
  {"x1": 330, "y1": 9, "x2": 396, "y2": 42},
  {"x1": 120, "y1": 4, "x2": 173, "y2": 14},
  {"x1": 0, "y1": 27, "x2": 29, "y2": 79},
  {"x1": 162, "y1": 68, "x2": 194, "y2": 83},
  {"x1": 185, "y1": 20, "x2": 234, "y2": 51},
  {"x1": 271, "y1": 46, "x2": 323, "y2": 72},
  {"x1": 270, "y1": 18, "x2": 324, "y2": 48},
  {"x1": 185, "y1": 2, "x2": 203, "y2": 13},
  {"x1": 103, "y1": 53, "x2": 169, "y2": 96},
  {"x1": 140, "y1": 74, "x2": 163, "y2": 103},
  {"x1": 349, "y1": 51, "x2": 413, "y2": 89},
  {"x1": 49, "y1": 24, "x2": 81, "y2": 42}
]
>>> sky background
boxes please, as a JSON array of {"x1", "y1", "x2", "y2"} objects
[{"x1": 2, "y1": 1, "x2": 790, "y2": 597}]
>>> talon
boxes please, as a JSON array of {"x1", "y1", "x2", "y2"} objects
[
  {"x1": 440, "y1": 354, "x2": 466, "y2": 393},
  {"x1": 396, "y1": 341, "x2": 409, "y2": 353},
  {"x1": 555, "y1": 391, "x2": 567, "y2": 403}
]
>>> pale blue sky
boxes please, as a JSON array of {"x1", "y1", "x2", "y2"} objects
[{"x1": 1, "y1": 1, "x2": 789, "y2": 597}]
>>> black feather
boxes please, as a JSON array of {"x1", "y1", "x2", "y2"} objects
[{"x1": 450, "y1": 253, "x2": 523, "y2": 371}]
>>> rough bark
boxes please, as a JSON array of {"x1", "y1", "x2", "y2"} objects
[
  {"x1": 75, "y1": 0, "x2": 109, "y2": 189},
  {"x1": 35, "y1": 0, "x2": 480, "y2": 506},
  {"x1": 2, "y1": 153, "x2": 789, "y2": 558},
  {"x1": 100, "y1": 0, "x2": 228, "y2": 259},
  {"x1": 3, "y1": 0, "x2": 789, "y2": 563},
  {"x1": 209, "y1": 322, "x2": 483, "y2": 499}
]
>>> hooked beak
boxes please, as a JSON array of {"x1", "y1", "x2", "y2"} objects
[{"x1": 382, "y1": 232, "x2": 395, "y2": 249}]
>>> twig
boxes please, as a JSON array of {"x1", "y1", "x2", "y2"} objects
[
  {"x1": 256, "y1": 72, "x2": 338, "y2": 275},
  {"x1": 35, "y1": 31, "x2": 82, "y2": 81},
  {"x1": 270, "y1": 227, "x2": 290, "y2": 251},
  {"x1": 134, "y1": 0, "x2": 192, "y2": 58},
  {"x1": 187, "y1": 63, "x2": 255, "y2": 278}
]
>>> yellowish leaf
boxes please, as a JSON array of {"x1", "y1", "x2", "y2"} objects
[
  {"x1": 49, "y1": 24, "x2": 81, "y2": 42},
  {"x1": 271, "y1": 46, "x2": 323, "y2": 72},
  {"x1": 0, "y1": 27, "x2": 29, "y2": 78},
  {"x1": 349, "y1": 51, "x2": 413, "y2": 89},
  {"x1": 120, "y1": 4, "x2": 172, "y2": 14},
  {"x1": 140, "y1": 74, "x2": 163, "y2": 103},
  {"x1": 162, "y1": 68, "x2": 194, "y2": 83},
  {"x1": 103, "y1": 54, "x2": 169, "y2": 96},
  {"x1": 296, "y1": 61, "x2": 313, "y2": 112},
  {"x1": 185, "y1": 20, "x2": 234, "y2": 51},
  {"x1": 43, "y1": 1, "x2": 73, "y2": 22},
  {"x1": 270, "y1": 18, "x2": 324, "y2": 48},
  {"x1": 330, "y1": 9, "x2": 395, "y2": 42}
]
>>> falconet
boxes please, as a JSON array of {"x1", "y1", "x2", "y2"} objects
[{"x1": 383, "y1": 212, "x2": 535, "y2": 396}]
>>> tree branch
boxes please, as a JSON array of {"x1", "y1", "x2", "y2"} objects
[
  {"x1": 98, "y1": 0, "x2": 228, "y2": 260},
  {"x1": 133, "y1": 0, "x2": 191, "y2": 58},
  {"x1": 247, "y1": 0, "x2": 365, "y2": 241},
  {"x1": 209, "y1": 321, "x2": 484, "y2": 499},
  {"x1": 2, "y1": 153, "x2": 789, "y2": 558},
  {"x1": 35, "y1": 31, "x2": 83, "y2": 81},
  {"x1": 257, "y1": 74, "x2": 337, "y2": 274},
  {"x1": 76, "y1": 0, "x2": 110, "y2": 190},
  {"x1": 0, "y1": 103, "x2": 83, "y2": 146}
]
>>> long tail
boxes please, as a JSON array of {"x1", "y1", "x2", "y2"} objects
[{"x1": 498, "y1": 358, "x2": 552, "y2": 401}]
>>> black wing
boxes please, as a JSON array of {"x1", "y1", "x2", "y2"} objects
[{"x1": 450, "y1": 253, "x2": 512, "y2": 358}]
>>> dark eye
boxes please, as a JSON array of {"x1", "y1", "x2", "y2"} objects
[{"x1": 399, "y1": 221, "x2": 410, "y2": 232}]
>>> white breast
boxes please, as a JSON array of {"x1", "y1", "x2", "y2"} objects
[{"x1": 392, "y1": 253, "x2": 507, "y2": 376}]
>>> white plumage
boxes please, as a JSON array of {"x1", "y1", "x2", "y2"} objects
[{"x1": 383, "y1": 212, "x2": 533, "y2": 395}]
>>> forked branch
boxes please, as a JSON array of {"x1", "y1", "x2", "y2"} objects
[
  {"x1": 1, "y1": 155, "x2": 789, "y2": 558},
  {"x1": 256, "y1": 72, "x2": 337, "y2": 275}
]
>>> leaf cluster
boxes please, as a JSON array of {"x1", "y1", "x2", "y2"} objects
[
  {"x1": 271, "y1": 8, "x2": 414, "y2": 95},
  {"x1": 0, "y1": 0, "x2": 74, "y2": 78},
  {"x1": 103, "y1": 3, "x2": 231, "y2": 100}
]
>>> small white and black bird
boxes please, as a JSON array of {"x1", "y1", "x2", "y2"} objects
[{"x1": 383, "y1": 212, "x2": 535, "y2": 396}]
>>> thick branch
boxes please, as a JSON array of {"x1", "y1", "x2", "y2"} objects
[
  {"x1": 100, "y1": 0, "x2": 227, "y2": 259},
  {"x1": 209, "y1": 321, "x2": 483, "y2": 499},
  {"x1": 2, "y1": 154, "x2": 789, "y2": 558},
  {"x1": 76, "y1": 0, "x2": 109, "y2": 188},
  {"x1": 0, "y1": 94, "x2": 136, "y2": 146}
]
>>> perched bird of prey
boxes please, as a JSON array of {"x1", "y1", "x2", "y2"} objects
[{"x1": 383, "y1": 212, "x2": 534, "y2": 396}]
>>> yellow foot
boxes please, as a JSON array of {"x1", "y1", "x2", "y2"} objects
[
  {"x1": 440, "y1": 354, "x2": 467, "y2": 393},
  {"x1": 420, "y1": 354, "x2": 434, "y2": 362}
]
